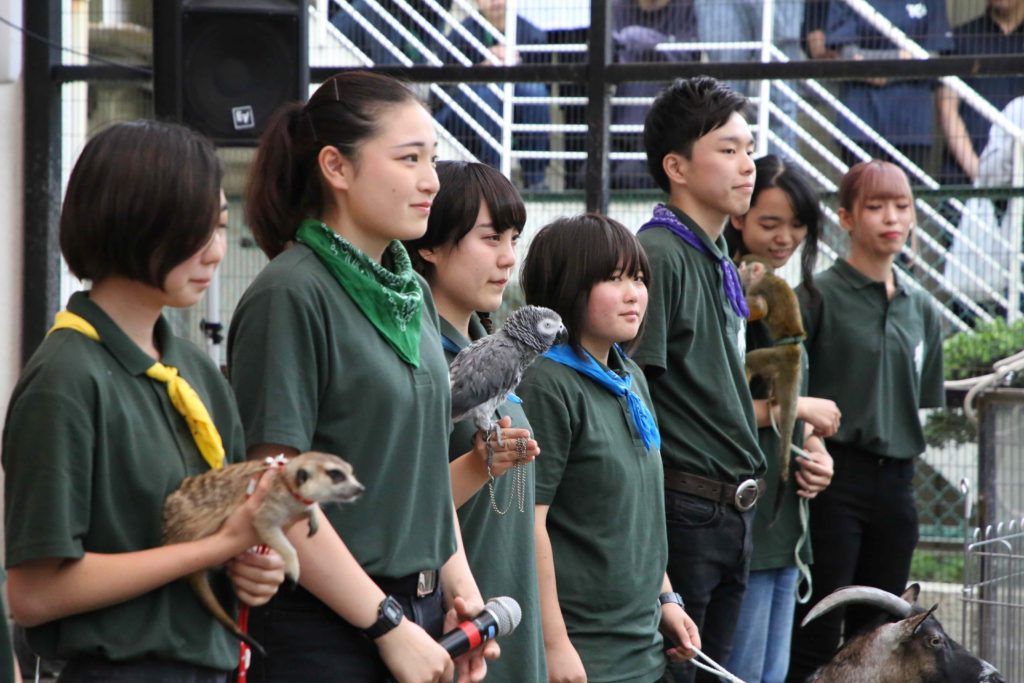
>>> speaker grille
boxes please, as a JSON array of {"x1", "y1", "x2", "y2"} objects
[{"x1": 181, "y1": 12, "x2": 300, "y2": 142}]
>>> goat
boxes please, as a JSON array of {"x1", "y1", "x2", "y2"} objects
[{"x1": 802, "y1": 584, "x2": 1005, "y2": 683}]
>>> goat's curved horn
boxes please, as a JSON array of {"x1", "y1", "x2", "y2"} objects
[{"x1": 801, "y1": 586, "x2": 914, "y2": 627}]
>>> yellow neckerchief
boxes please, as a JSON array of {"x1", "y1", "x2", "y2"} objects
[{"x1": 48, "y1": 310, "x2": 225, "y2": 470}]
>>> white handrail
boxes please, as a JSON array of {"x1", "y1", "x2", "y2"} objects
[{"x1": 319, "y1": 1, "x2": 1020, "y2": 325}]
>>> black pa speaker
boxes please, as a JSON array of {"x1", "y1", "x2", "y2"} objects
[{"x1": 154, "y1": 0, "x2": 308, "y2": 146}]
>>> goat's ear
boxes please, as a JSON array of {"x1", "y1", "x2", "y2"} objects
[
  {"x1": 907, "y1": 604, "x2": 939, "y2": 636},
  {"x1": 901, "y1": 583, "x2": 922, "y2": 605}
]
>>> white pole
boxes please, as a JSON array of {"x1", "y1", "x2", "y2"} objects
[
  {"x1": 500, "y1": 0, "x2": 517, "y2": 179},
  {"x1": 756, "y1": 0, "x2": 775, "y2": 157},
  {"x1": 205, "y1": 270, "x2": 222, "y2": 364},
  {"x1": 1007, "y1": 139, "x2": 1024, "y2": 322}
]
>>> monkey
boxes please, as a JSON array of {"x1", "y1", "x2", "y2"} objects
[
  {"x1": 738, "y1": 255, "x2": 805, "y2": 525},
  {"x1": 162, "y1": 451, "x2": 364, "y2": 654}
]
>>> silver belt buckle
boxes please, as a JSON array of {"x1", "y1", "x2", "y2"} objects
[
  {"x1": 734, "y1": 479, "x2": 760, "y2": 511},
  {"x1": 416, "y1": 569, "x2": 437, "y2": 597}
]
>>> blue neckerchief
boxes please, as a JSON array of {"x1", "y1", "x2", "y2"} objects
[
  {"x1": 440, "y1": 335, "x2": 461, "y2": 355},
  {"x1": 543, "y1": 344, "x2": 660, "y2": 451},
  {"x1": 442, "y1": 334, "x2": 522, "y2": 404},
  {"x1": 638, "y1": 203, "x2": 750, "y2": 319}
]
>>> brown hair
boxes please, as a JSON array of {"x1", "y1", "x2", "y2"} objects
[
  {"x1": 839, "y1": 159, "x2": 914, "y2": 214},
  {"x1": 520, "y1": 213, "x2": 650, "y2": 355},
  {"x1": 60, "y1": 120, "x2": 222, "y2": 287},
  {"x1": 245, "y1": 71, "x2": 422, "y2": 259},
  {"x1": 405, "y1": 161, "x2": 526, "y2": 280}
]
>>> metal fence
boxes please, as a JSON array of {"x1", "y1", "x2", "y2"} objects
[{"x1": 963, "y1": 511, "x2": 1024, "y2": 681}]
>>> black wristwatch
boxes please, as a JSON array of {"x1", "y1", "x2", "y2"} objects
[
  {"x1": 363, "y1": 595, "x2": 404, "y2": 640},
  {"x1": 659, "y1": 591, "x2": 685, "y2": 610}
]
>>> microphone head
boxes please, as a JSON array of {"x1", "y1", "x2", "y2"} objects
[{"x1": 484, "y1": 596, "x2": 522, "y2": 636}]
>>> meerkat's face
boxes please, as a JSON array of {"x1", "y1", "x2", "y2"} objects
[{"x1": 290, "y1": 452, "x2": 365, "y2": 504}]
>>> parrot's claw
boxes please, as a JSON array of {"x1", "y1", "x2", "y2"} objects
[{"x1": 484, "y1": 423, "x2": 504, "y2": 448}]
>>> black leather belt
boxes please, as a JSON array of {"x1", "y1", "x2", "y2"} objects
[
  {"x1": 371, "y1": 569, "x2": 439, "y2": 598},
  {"x1": 663, "y1": 469, "x2": 766, "y2": 511}
]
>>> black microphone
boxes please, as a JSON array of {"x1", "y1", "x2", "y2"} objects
[{"x1": 438, "y1": 596, "x2": 522, "y2": 658}]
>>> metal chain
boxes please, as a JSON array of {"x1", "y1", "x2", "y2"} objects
[{"x1": 487, "y1": 436, "x2": 528, "y2": 515}]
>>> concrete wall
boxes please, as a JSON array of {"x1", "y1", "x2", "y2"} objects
[{"x1": 0, "y1": 0, "x2": 24, "y2": 570}]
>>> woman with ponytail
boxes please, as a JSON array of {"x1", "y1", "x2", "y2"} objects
[{"x1": 228, "y1": 71, "x2": 496, "y2": 683}]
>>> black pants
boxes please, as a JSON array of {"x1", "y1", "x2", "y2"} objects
[
  {"x1": 58, "y1": 657, "x2": 228, "y2": 683},
  {"x1": 786, "y1": 445, "x2": 918, "y2": 683},
  {"x1": 663, "y1": 489, "x2": 754, "y2": 683},
  {"x1": 245, "y1": 582, "x2": 445, "y2": 683}
]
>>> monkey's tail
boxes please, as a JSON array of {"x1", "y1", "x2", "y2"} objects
[{"x1": 188, "y1": 572, "x2": 267, "y2": 658}]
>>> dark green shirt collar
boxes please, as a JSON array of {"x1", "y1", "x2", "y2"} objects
[
  {"x1": 67, "y1": 290, "x2": 180, "y2": 376},
  {"x1": 665, "y1": 204, "x2": 730, "y2": 260},
  {"x1": 439, "y1": 313, "x2": 488, "y2": 350},
  {"x1": 833, "y1": 258, "x2": 907, "y2": 297}
]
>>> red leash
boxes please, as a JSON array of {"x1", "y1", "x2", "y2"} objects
[{"x1": 236, "y1": 456, "x2": 287, "y2": 683}]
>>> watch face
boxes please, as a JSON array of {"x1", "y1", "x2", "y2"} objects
[{"x1": 382, "y1": 596, "x2": 404, "y2": 624}]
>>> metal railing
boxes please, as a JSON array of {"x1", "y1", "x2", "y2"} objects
[
  {"x1": 316, "y1": 0, "x2": 1024, "y2": 330},
  {"x1": 962, "y1": 499, "x2": 1024, "y2": 681}
]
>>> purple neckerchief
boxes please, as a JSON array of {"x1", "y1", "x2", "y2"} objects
[{"x1": 638, "y1": 204, "x2": 749, "y2": 319}]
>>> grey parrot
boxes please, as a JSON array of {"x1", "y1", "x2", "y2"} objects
[{"x1": 450, "y1": 305, "x2": 566, "y2": 445}]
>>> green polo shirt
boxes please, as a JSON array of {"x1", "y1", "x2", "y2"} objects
[
  {"x1": 797, "y1": 260, "x2": 945, "y2": 458},
  {"x1": 228, "y1": 244, "x2": 457, "y2": 577},
  {"x1": 519, "y1": 348, "x2": 667, "y2": 683},
  {"x1": 3, "y1": 291, "x2": 245, "y2": 670},
  {"x1": 746, "y1": 321, "x2": 812, "y2": 571},
  {"x1": 633, "y1": 206, "x2": 765, "y2": 482},
  {"x1": 442, "y1": 315, "x2": 546, "y2": 683}
]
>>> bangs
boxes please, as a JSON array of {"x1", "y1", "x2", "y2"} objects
[
  {"x1": 840, "y1": 160, "x2": 912, "y2": 211},
  {"x1": 609, "y1": 224, "x2": 650, "y2": 281},
  {"x1": 474, "y1": 166, "x2": 526, "y2": 234}
]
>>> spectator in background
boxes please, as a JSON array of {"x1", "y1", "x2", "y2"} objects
[
  {"x1": 825, "y1": 0, "x2": 952, "y2": 171},
  {"x1": 330, "y1": 0, "x2": 450, "y2": 66},
  {"x1": 611, "y1": 0, "x2": 699, "y2": 189},
  {"x1": 944, "y1": 95, "x2": 1024, "y2": 314},
  {"x1": 938, "y1": 0, "x2": 1024, "y2": 186},
  {"x1": 433, "y1": 0, "x2": 552, "y2": 191},
  {"x1": 693, "y1": 0, "x2": 807, "y2": 156},
  {"x1": 802, "y1": 0, "x2": 837, "y2": 59}
]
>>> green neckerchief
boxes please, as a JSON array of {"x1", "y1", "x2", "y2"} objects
[{"x1": 296, "y1": 218, "x2": 423, "y2": 367}]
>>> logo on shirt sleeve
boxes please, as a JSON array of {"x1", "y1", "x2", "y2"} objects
[{"x1": 914, "y1": 341, "x2": 924, "y2": 377}]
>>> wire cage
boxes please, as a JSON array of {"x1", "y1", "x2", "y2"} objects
[{"x1": 962, "y1": 508, "x2": 1024, "y2": 682}]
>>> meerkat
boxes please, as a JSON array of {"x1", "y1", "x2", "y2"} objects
[{"x1": 162, "y1": 451, "x2": 364, "y2": 654}]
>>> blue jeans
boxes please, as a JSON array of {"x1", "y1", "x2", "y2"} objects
[
  {"x1": 434, "y1": 81, "x2": 551, "y2": 188},
  {"x1": 664, "y1": 488, "x2": 754, "y2": 683},
  {"x1": 725, "y1": 566, "x2": 799, "y2": 683},
  {"x1": 693, "y1": 0, "x2": 805, "y2": 156}
]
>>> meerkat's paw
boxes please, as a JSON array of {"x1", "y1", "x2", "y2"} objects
[
  {"x1": 306, "y1": 506, "x2": 319, "y2": 538},
  {"x1": 282, "y1": 554, "x2": 301, "y2": 584}
]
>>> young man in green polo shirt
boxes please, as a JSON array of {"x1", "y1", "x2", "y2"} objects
[{"x1": 631, "y1": 76, "x2": 767, "y2": 683}]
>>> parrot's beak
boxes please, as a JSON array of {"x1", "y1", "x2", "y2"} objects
[{"x1": 556, "y1": 324, "x2": 569, "y2": 344}]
